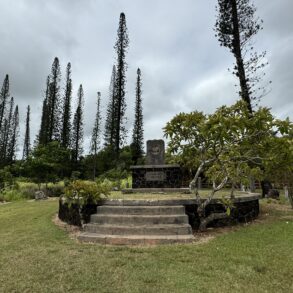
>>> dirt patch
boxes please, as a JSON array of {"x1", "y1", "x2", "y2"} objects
[
  {"x1": 28, "y1": 197, "x2": 59, "y2": 202},
  {"x1": 193, "y1": 224, "x2": 243, "y2": 241},
  {"x1": 266, "y1": 203, "x2": 292, "y2": 212},
  {"x1": 52, "y1": 214, "x2": 81, "y2": 240},
  {"x1": 192, "y1": 233, "x2": 216, "y2": 244}
]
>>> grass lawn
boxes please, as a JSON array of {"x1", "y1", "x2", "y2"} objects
[{"x1": 0, "y1": 199, "x2": 293, "y2": 292}]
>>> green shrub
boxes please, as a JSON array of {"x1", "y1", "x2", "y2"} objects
[
  {"x1": 0, "y1": 180, "x2": 66, "y2": 201},
  {"x1": 98, "y1": 168, "x2": 128, "y2": 181},
  {"x1": 0, "y1": 168, "x2": 14, "y2": 190},
  {"x1": 0, "y1": 188, "x2": 24, "y2": 201},
  {"x1": 60, "y1": 180, "x2": 111, "y2": 226},
  {"x1": 45, "y1": 183, "x2": 64, "y2": 197},
  {"x1": 97, "y1": 168, "x2": 131, "y2": 190},
  {"x1": 63, "y1": 180, "x2": 110, "y2": 206},
  {"x1": 120, "y1": 176, "x2": 132, "y2": 189},
  {"x1": 15, "y1": 182, "x2": 38, "y2": 199}
]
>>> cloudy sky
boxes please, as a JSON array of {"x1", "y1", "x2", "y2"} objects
[{"x1": 0, "y1": 0, "x2": 292, "y2": 154}]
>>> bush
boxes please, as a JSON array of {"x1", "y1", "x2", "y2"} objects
[
  {"x1": 0, "y1": 168, "x2": 14, "y2": 190},
  {"x1": 0, "y1": 181, "x2": 66, "y2": 201},
  {"x1": 63, "y1": 180, "x2": 110, "y2": 206},
  {"x1": 0, "y1": 188, "x2": 25, "y2": 201},
  {"x1": 15, "y1": 182, "x2": 38, "y2": 199},
  {"x1": 97, "y1": 168, "x2": 130, "y2": 190},
  {"x1": 45, "y1": 182, "x2": 64, "y2": 197},
  {"x1": 59, "y1": 180, "x2": 111, "y2": 226}
]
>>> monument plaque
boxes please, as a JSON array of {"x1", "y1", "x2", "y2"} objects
[{"x1": 145, "y1": 171, "x2": 166, "y2": 181}]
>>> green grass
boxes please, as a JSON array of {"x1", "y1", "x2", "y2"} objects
[{"x1": 0, "y1": 200, "x2": 292, "y2": 292}]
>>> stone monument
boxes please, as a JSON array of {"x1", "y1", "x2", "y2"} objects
[
  {"x1": 128, "y1": 139, "x2": 184, "y2": 191},
  {"x1": 146, "y1": 140, "x2": 165, "y2": 165}
]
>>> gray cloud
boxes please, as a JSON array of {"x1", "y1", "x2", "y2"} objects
[{"x1": 0, "y1": 0, "x2": 292, "y2": 155}]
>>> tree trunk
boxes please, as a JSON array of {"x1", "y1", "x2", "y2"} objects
[
  {"x1": 199, "y1": 212, "x2": 229, "y2": 232},
  {"x1": 288, "y1": 186, "x2": 293, "y2": 209},
  {"x1": 230, "y1": 0, "x2": 253, "y2": 113},
  {"x1": 249, "y1": 176, "x2": 256, "y2": 193}
]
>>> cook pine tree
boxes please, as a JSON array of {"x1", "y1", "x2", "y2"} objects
[
  {"x1": 131, "y1": 68, "x2": 144, "y2": 164},
  {"x1": 113, "y1": 12, "x2": 129, "y2": 158},
  {"x1": 1, "y1": 97, "x2": 14, "y2": 164},
  {"x1": 61, "y1": 62, "x2": 72, "y2": 149},
  {"x1": 0, "y1": 74, "x2": 9, "y2": 133},
  {"x1": 215, "y1": 0, "x2": 268, "y2": 113},
  {"x1": 7, "y1": 105, "x2": 19, "y2": 164},
  {"x1": 38, "y1": 57, "x2": 62, "y2": 145},
  {"x1": 23, "y1": 105, "x2": 31, "y2": 160},
  {"x1": 0, "y1": 96, "x2": 14, "y2": 165},
  {"x1": 104, "y1": 65, "x2": 116, "y2": 148},
  {"x1": 38, "y1": 76, "x2": 50, "y2": 145},
  {"x1": 0, "y1": 76, "x2": 19, "y2": 166},
  {"x1": 72, "y1": 84, "x2": 84, "y2": 164},
  {"x1": 47, "y1": 57, "x2": 62, "y2": 142},
  {"x1": 91, "y1": 91, "x2": 102, "y2": 180}
]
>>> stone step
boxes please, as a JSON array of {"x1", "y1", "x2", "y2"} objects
[
  {"x1": 90, "y1": 214, "x2": 189, "y2": 225},
  {"x1": 84, "y1": 223, "x2": 192, "y2": 235},
  {"x1": 78, "y1": 232, "x2": 195, "y2": 245},
  {"x1": 96, "y1": 205, "x2": 185, "y2": 215}
]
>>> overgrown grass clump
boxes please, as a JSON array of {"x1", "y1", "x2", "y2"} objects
[
  {"x1": 0, "y1": 181, "x2": 65, "y2": 202},
  {"x1": 0, "y1": 199, "x2": 292, "y2": 292}
]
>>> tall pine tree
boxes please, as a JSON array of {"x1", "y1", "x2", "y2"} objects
[
  {"x1": 113, "y1": 12, "x2": 129, "y2": 158},
  {"x1": 0, "y1": 96, "x2": 13, "y2": 165},
  {"x1": 215, "y1": 0, "x2": 267, "y2": 112},
  {"x1": 7, "y1": 105, "x2": 19, "y2": 164},
  {"x1": 72, "y1": 84, "x2": 84, "y2": 163},
  {"x1": 0, "y1": 74, "x2": 9, "y2": 133},
  {"x1": 61, "y1": 62, "x2": 72, "y2": 148},
  {"x1": 47, "y1": 57, "x2": 61, "y2": 142},
  {"x1": 91, "y1": 92, "x2": 102, "y2": 179},
  {"x1": 131, "y1": 68, "x2": 144, "y2": 164},
  {"x1": 38, "y1": 76, "x2": 50, "y2": 145},
  {"x1": 23, "y1": 105, "x2": 31, "y2": 160},
  {"x1": 104, "y1": 65, "x2": 116, "y2": 148}
]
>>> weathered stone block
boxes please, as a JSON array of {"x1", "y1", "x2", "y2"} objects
[{"x1": 146, "y1": 139, "x2": 165, "y2": 165}]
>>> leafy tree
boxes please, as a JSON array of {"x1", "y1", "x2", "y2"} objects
[
  {"x1": 215, "y1": 0, "x2": 268, "y2": 112},
  {"x1": 104, "y1": 65, "x2": 116, "y2": 148},
  {"x1": 164, "y1": 101, "x2": 293, "y2": 230},
  {"x1": 131, "y1": 68, "x2": 144, "y2": 164},
  {"x1": 25, "y1": 141, "x2": 71, "y2": 187},
  {"x1": 72, "y1": 84, "x2": 84, "y2": 164},
  {"x1": 113, "y1": 12, "x2": 129, "y2": 157},
  {"x1": 23, "y1": 105, "x2": 31, "y2": 160},
  {"x1": 61, "y1": 62, "x2": 72, "y2": 148},
  {"x1": 0, "y1": 74, "x2": 9, "y2": 132},
  {"x1": 261, "y1": 128, "x2": 293, "y2": 207},
  {"x1": 47, "y1": 57, "x2": 61, "y2": 142},
  {"x1": 91, "y1": 92, "x2": 102, "y2": 180}
]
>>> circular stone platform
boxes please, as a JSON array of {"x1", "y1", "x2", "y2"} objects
[
  {"x1": 102, "y1": 193, "x2": 260, "y2": 206},
  {"x1": 74, "y1": 193, "x2": 260, "y2": 245}
]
